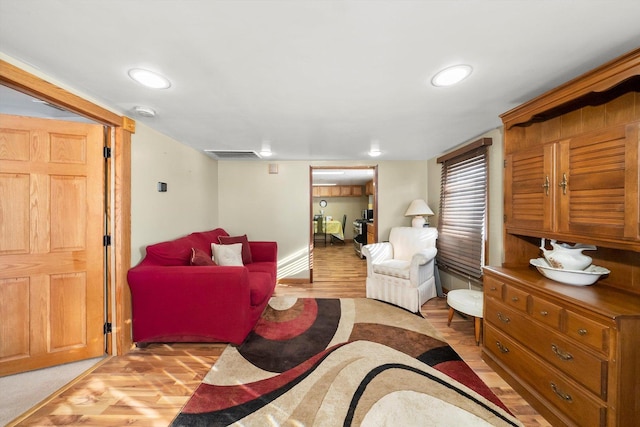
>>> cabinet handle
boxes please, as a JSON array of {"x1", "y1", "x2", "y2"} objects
[
  {"x1": 550, "y1": 382, "x2": 573, "y2": 403},
  {"x1": 497, "y1": 312, "x2": 510, "y2": 323},
  {"x1": 551, "y1": 344, "x2": 574, "y2": 361},
  {"x1": 511, "y1": 296, "x2": 519, "y2": 302},
  {"x1": 578, "y1": 328, "x2": 588, "y2": 336},
  {"x1": 558, "y1": 173, "x2": 568, "y2": 195},
  {"x1": 542, "y1": 175, "x2": 550, "y2": 196},
  {"x1": 490, "y1": 286, "x2": 497, "y2": 291},
  {"x1": 496, "y1": 341, "x2": 510, "y2": 354},
  {"x1": 540, "y1": 310, "x2": 548, "y2": 316}
]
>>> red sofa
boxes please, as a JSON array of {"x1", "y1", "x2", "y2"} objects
[{"x1": 127, "y1": 228, "x2": 277, "y2": 345}]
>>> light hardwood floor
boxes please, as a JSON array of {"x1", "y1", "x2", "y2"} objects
[{"x1": 10, "y1": 243, "x2": 550, "y2": 426}]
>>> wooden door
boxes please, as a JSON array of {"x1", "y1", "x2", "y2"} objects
[
  {"x1": 504, "y1": 143, "x2": 556, "y2": 234},
  {"x1": 0, "y1": 114, "x2": 105, "y2": 376},
  {"x1": 556, "y1": 124, "x2": 638, "y2": 240}
]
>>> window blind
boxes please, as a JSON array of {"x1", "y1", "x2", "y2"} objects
[{"x1": 436, "y1": 143, "x2": 489, "y2": 281}]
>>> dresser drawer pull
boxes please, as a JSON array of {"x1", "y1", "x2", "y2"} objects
[
  {"x1": 539, "y1": 310, "x2": 548, "y2": 316},
  {"x1": 497, "y1": 312, "x2": 510, "y2": 323},
  {"x1": 490, "y1": 286, "x2": 497, "y2": 291},
  {"x1": 551, "y1": 344, "x2": 573, "y2": 361},
  {"x1": 496, "y1": 341, "x2": 510, "y2": 354},
  {"x1": 550, "y1": 382, "x2": 573, "y2": 403},
  {"x1": 578, "y1": 328, "x2": 588, "y2": 336},
  {"x1": 511, "y1": 296, "x2": 519, "y2": 302}
]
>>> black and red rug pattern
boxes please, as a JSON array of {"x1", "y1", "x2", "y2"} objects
[{"x1": 172, "y1": 298, "x2": 522, "y2": 426}]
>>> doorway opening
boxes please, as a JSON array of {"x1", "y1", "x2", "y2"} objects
[{"x1": 309, "y1": 166, "x2": 377, "y2": 282}]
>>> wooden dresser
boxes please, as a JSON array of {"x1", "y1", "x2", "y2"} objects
[
  {"x1": 484, "y1": 48, "x2": 640, "y2": 426},
  {"x1": 483, "y1": 267, "x2": 640, "y2": 426}
]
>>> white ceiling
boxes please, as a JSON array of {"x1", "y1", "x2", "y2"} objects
[
  {"x1": 312, "y1": 167, "x2": 375, "y2": 186},
  {"x1": 1, "y1": 1, "x2": 639, "y2": 161}
]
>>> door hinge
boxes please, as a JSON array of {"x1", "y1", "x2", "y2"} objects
[
  {"x1": 103, "y1": 235, "x2": 111, "y2": 246},
  {"x1": 103, "y1": 147, "x2": 111, "y2": 158},
  {"x1": 103, "y1": 322, "x2": 112, "y2": 334},
  {"x1": 504, "y1": 159, "x2": 507, "y2": 168},
  {"x1": 503, "y1": 215, "x2": 507, "y2": 223}
]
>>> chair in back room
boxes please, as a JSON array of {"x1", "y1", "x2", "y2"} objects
[
  {"x1": 331, "y1": 214, "x2": 347, "y2": 245},
  {"x1": 314, "y1": 215, "x2": 327, "y2": 246}
]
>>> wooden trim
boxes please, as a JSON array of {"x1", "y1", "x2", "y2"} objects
[
  {"x1": 500, "y1": 48, "x2": 640, "y2": 129},
  {"x1": 113, "y1": 127, "x2": 133, "y2": 354},
  {"x1": 277, "y1": 278, "x2": 310, "y2": 285},
  {"x1": 0, "y1": 60, "x2": 122, "y2": 126},
  {"x1": 437, "y1": 137, "x2": 493, "y2": 164},
  {"x1": 1, "y1": 60, "x2": 134, "y2": 356}
]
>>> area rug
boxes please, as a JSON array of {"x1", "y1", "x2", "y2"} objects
[{"x1": 172, "y1": 298, "x2": 522, "y2": 426}]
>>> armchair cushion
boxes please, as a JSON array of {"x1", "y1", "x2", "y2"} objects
[{"x1": 373, "y1": 260, "x2": 410, "y2": 279}]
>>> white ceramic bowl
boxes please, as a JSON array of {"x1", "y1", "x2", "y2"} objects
[{"x1": 530, "y1": 258, "x2": 610, "y2": 286}]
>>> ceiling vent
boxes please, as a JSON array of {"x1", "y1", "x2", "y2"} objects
[{"x1": 205, "y1": 150, "x2": 262, "y2": 160}]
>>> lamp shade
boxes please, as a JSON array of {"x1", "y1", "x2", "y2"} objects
[
  {"x1": 405, "y1": 199, "x2": 434, "y2": 217},
  {"x1": 405, "y1": 199, "x2": 434, "y2": 228}
]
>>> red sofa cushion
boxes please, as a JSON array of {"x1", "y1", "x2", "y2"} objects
[
  {"x1": 190, "y1": 247, "x2": 216, "y2": 266},
  {"x1": 246, "y1": 262, "x2": 276, "y2": 282},
  {"x1": 192, "y1": 228, "x2": 230, "y2": 250},
  {"x1": 145, "y1": 234, "x2": 197, "y2": 266},
  {"x1": 218, "y1": 234, "x2": 252, "y2": 264}
]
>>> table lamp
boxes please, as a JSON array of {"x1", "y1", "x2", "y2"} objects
[{"x1": 405, "y1": 199, "x2": 434, "y2": 228}]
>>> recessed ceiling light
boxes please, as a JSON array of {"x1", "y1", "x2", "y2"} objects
[
  {"x1": 128, "y1": 68, "x2": 171, "y2": 89},
  {"x1": 368, "y1": 149, "x2": 381, "y2": 157},
  {"x1": 260, "y1": 140, "x2": 273, "y2": 157},
  {"x1": 132, "y1": 106, "x2": 156, "y2": 117},
  {"x1": 431, "y1": 64, "x2": 473, "y2": 87}
]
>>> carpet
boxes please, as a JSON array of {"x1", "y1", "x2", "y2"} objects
[{"x1": 172, "y1": 298, "x2": 523, "y2": 426}]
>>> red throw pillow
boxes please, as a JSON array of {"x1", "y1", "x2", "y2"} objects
[
  {"x1": 190, "y1": 247, "x2": 216, "y2": 266},
  {"x1": 218, "y1": 234, "x2": 252, "y2": 264}
]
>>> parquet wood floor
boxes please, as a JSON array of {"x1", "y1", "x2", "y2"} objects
[{"x1": 10, "y1": 244, "x2": 550, "y2": 426}]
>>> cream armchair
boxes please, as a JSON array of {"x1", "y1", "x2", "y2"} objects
[{"x1": 362, "y1": 227, "x2": 438, "y2": 313}]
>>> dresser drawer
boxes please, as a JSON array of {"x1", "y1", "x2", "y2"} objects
[
  {"x1": 484, "y1": 276, "x2": 503, "y2": 300},
  {"x1": 503, "y1": 285, "x2": 528, "y2": 312},
  {"x1": 485, "y1": 299, "x2": 607, "y2": 398},
  {"x1": 530, "y1": 294, "x2": 562, "y2": 329},
  {"x1": 485, "y1": 324, "x2": 607, "y2": 427},
  {"x1": 565, "y1": 310, "x2": 609, "y2": 354}
]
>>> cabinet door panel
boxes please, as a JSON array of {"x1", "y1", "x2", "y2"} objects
[
  {"x1": 505, "y1": 144, "x2": 555, "y2": 233},
  {"x1": 557, "y1": 125, "x2": 638, "y2": 239}
]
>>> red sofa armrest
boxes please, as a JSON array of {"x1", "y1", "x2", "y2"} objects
[
  {"x1": 249, "y1": 241, "x2": 278, "y2": 263},
  {"x1": 127, "y1": 265, "x2": 254, "y2": 344}
]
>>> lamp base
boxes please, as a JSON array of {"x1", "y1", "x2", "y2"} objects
[{"x1": 411, "y1": 216, "x2": 426, "y2": 228}]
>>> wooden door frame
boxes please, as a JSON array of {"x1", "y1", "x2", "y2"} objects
[
  {"x1": 0, "y1": 60, "x2": 134, "y2": 356},
  {"x1": 308, "y1": 165, "x2": 378, "y2": 282}
]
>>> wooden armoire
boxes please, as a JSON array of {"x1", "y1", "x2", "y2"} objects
[{"x1": 482, "y1": 48, "x2": 640, "y2": 426}]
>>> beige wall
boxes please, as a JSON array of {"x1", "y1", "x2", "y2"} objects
[
  {"x1": 427, "y1": 127, "x2": 504, "y2": 291},
  {"x1": 217, "y1": 160, "x2": 429, "y2": 279},
  {"x1": 130, "y1": 123, "x2": 219, "y2": 265}
]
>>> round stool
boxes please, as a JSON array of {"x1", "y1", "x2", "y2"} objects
[{"x1": 446, "y1": 289, "x2": 484, "y2": 345}]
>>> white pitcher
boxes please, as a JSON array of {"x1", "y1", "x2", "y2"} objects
[{"x1": 540, "y1": 238, "x2": 597, "y2": 270}]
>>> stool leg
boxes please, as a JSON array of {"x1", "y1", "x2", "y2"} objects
[
  {"x1": 447, "y1": 307, "x2": 454, "y2": 326},
  {"x1": 474, "y1": 317, "x2": 482, "y2": 345}
]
